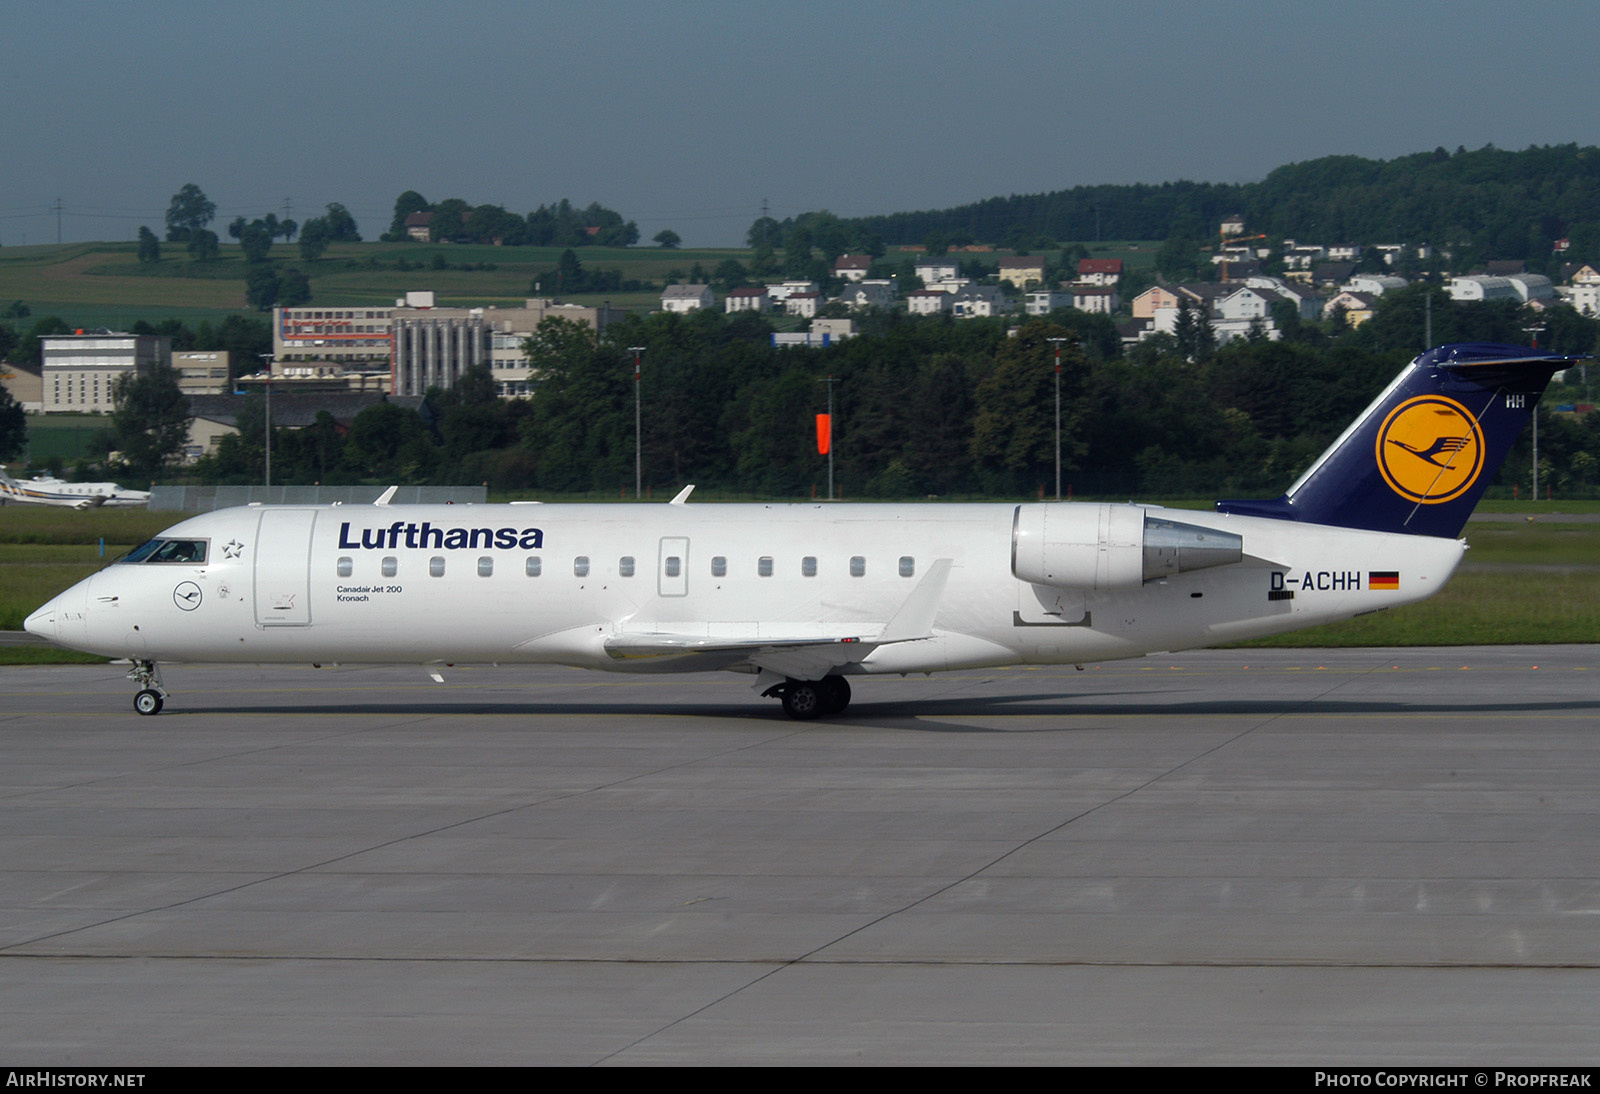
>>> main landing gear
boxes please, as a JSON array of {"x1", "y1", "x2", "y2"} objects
[
  {"x1": 129, "y1": 660, "x2": 167, "y2": 715},
  {"x1": 764, "y1": 675, "x2": 851, "y2": 720}
]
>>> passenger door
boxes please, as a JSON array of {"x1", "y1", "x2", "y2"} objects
[{"x1": 254, "y1": 509, "x2": 317, "y2": 626}]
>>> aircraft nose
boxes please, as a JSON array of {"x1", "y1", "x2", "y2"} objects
[{"x1": 24, "y1": 598, "x2": 58, "y2": 640}]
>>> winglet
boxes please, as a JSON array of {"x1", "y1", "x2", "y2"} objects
[
  {"x1": 878, "y1": 558, "x2": 952, "y2": 643},
  {"x1": 374, "y1": 486, "x2": 399, "y2": 506},
  {"x1": 669, "y1": 485, "x2": 695, "y2": 505}
]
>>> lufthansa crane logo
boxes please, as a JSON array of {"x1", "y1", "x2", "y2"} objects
[{"x1": 1375, "y1": 395, "x2": 1485, "y2": 504}]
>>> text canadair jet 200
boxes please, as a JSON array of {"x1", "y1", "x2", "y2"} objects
[
  {"x1": 24, "y1": 343, "x2": 1581, "y2": 718},
  {"x1": 0, "y1": 468, "x2": 150, "y2": 509}
]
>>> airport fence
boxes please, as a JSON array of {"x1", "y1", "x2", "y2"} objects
[{"x1": 149, "y1": 485, "x2": 488, "y2": 511}]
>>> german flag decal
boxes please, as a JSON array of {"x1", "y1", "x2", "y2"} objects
[{"x1": 1369, "y1": 571, "x2": 1400, "y2": 591}]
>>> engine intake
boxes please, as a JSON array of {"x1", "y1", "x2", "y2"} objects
[{"x1": 1012, "y1": 504, "x2": 1243, "y2": 589}]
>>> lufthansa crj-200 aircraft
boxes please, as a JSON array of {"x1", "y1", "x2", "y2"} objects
[
  {"x1": 24, "y1": 343, "x2": 1579, "y2": 718},
  {"x1": 0, "y1": 468, "x2": 150, "y2": 509}
]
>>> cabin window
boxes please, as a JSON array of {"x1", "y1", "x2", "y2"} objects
[
  {"x1": 758, "y1": 556, "x2": 773, "y2": 577},
  {"x1": 477, "y1": 557, "x2": 494, "y2": 577},
  {"x1": 711, "y1": 556, "x2": 727, "y2": 577},
  {"x1": 381, "y1": 557, "x2": 397, "y2": 578},
  {"x1": 802, "y1": 556, "x2": 817, "y2": 577},
  {"x1": 665, "y1": 556, "x2": 681, "y2": 577},
  {"x1": 337, "y1": 557, "x2": 353, "y2": 578},
  {"x1": 525, "y1": 556, "x2": 542, "y2": 577},
  {"x1": 899, "y1": 556, "x2": 915, "y2": 578},
  {"x1": 850, "y1": 556, "x2": 866, "y2": 577},
  {"x1": 574, "y1": 556, "x2": 590, "y2": 577},
  {"x1": 619, "y1": 556, "x2": 635, "y2": 577},
  {"x1": 429, "y1": 557, "x2": 445, "y2": 577}
]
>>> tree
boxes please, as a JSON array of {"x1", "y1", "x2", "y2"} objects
[
  {"x1": 653, "y1": 229, "x2": 681, "y2": 249},
  {"x1": 322, "y1": 203, "x2": 362, "y2": 242},
  {"x1": 165, "y1": 184, "x2": 215, "y2": 243},
  {"x1": 111, "y1": 366, "x2": 189, "y2": 479},
  {"x1": 277, "y1": 268, "x2": 311, "y2": 307},
  {"x1": 136, "y1": 227, "x2": 160, "y2": 265},
  {"x1": 186, "y1": 229, "x2": 219, "y2": 262},
  {"x1": 747, "y1": 217, "x2": 782, "y2": 250},
  {"x1": 245, "y1": 267, "x2": 280, "y2": 310},
  {"x1": 298, "y1": 217, "x2": 330, "y2": 261},
  {"x1": 238, "y1": 220, "x2": 273, "y2": 263},
  {"x1": 0, "y1": 382, "x2": 26, "y2": 461}
]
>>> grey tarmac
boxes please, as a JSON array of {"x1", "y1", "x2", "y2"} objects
[{"x1": 1, "y1": 646, "x2": 1598, "y2": 1065}]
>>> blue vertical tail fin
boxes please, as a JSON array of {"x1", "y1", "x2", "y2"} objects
[{"x1": 1216, "y1": 343, "x2": 1586, "y2": 538}]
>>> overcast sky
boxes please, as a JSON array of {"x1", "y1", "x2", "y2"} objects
[{"x1": 5, "y1": 0, "x2": 1599, "y2": 248}]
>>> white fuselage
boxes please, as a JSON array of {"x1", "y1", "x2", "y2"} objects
[
  {"x1": 27, "y1": 501, "x2": 1465, "y2": 676},
  {"x1": 0, "y1": 475, "x2": 149, "y2": 509}
]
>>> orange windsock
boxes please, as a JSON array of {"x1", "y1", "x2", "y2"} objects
[{"x1": 816, "y1": 414, "x2": 831, "y2": 455}]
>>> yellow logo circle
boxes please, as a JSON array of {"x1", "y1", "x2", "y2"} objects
[{"x1": 1375, "y1": 395, "x2": 1485, "y2": 504}]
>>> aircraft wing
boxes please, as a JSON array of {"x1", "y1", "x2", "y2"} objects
[
  {"x1": 605, "y1": 630, "x2": 881, "y2": 678},
  {"x1": 74, "y1": 496, "x2": 108, "y2": 510},
  {"x1": 604, "y1": 559, "x2": 954, "y2": 678}
]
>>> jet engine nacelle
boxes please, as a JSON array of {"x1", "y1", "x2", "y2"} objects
[{"x1": 1011, "y1": 503, "x2": 1243, "y2": 589}]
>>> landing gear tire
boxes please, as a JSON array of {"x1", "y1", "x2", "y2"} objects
[
  {"x1": 817, "y1": 675, "x2": 851, "y2": 716},
  {"x1": 128, "y1": 660, "x2": 167, "y2": 715},
  {"x1": 781, "y1": 681, "x2": 823, "y2": 720}
]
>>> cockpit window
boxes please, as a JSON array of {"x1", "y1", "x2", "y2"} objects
[{"x1": 118, "y1": 538, "x2": 208, "y2": 564}]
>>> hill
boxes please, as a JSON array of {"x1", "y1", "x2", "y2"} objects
[{"x1": 838, "y1": 144, "x2": 1600, "y2": 269}]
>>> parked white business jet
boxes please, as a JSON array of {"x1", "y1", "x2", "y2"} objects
[
  {"x1": 24, "y1": 344, "x2": 1578, "y2": 718},
  {"x1": 0, "y1": 469, "x2": 150, "y2": 509}
]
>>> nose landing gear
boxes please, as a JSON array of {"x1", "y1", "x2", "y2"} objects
[{"x1": 128, "y1": 660, "x2": 167, "y2": 715}]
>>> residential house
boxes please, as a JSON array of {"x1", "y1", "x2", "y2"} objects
[
  {"x1": 1244, "y1": 276, "x2": 1323, "y2": 320},
  {"x1": 661, "y1": 284, "x2": 714, "y2": 313},
  {"x1": 1076, "y1": 258, "x2": 1123, "y2": 286},
  {"x1": 404, "y1": 211, "x2": 434, "y2": 242},
  {"x1": 906, "y1": 289, "x2": 952, "y2": 315},
  {"x1": 785, "y1": 292, "x2": 822, "y2": 318},
  {"x1": 835, "y1": 281, "x2": 894, "y2": 310},
  {"x1": 766, "y1": 280, "x2": 820, "y2": 307},
  {"x1": 997, "y1": 255, "x2": 1046, "y2": 288},
  {"x1": 1025, "y1": 290, "x2": 1074, "y2": 316},
  {"x1": 1071, "y1": 287, "x2": 1119, "y2": 315},
  {"x1": 1131, "y1": 284, "x2": 1183, "y2": 319},
  {"x1": 833, "y1": 254, "x2": 873, "y2": 282},
  {"x1": 950, "y1": 285, "x2": 1009, "y2": 318},
  {"x1": 1323, "y1": 291, "x2": 1379, "y2": 326},
  {"x1": 724, "y1": 287, "x2": 771, "y2": 314}
]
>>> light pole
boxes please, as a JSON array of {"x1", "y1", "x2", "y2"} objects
[
  {"x1": 628, "y1": 346, "x2": 646, "y2": 499},
  {"x1": 1524, "y1": 325, "x2": 1546, "y2": 500},
  {"x1": 257, "y1": 353, "x2": 274, "y2": 488},
  {"x1": 1046, "y1": 337, "x2": 1069, "y2": 500},
  {"x1": 818, "y1": 375, "x2": 839, "y2": 500}
]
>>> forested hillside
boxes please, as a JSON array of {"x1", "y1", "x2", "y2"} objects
[{"x1": 838, "y1": 145, "x2": 1600, "y2": 270}]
